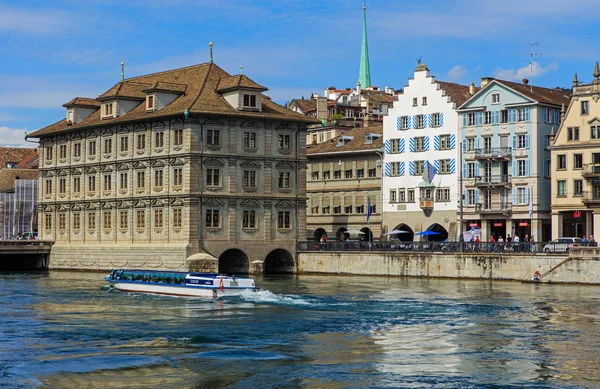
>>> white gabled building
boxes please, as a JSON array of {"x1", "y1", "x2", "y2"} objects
[{"x1": 382, "y1": 61, "x2": 476, "y2": 241}]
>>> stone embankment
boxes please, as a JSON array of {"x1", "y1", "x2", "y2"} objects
[{"x1": 298, "y1": 248, "x2": 600, "y2": 284}]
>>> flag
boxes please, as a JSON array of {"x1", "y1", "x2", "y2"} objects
[
  {"x1": 219, "y1": 276, "x2": 224, "y2": 292},
  {"x1": 422, "y1": 161, "x2": 436, "y2": 184},
  {"x1": 367, "y1": 197, "x2": 371, "y2": 222},
  {"x1": 528, "y1": 187, "x2": 533, "y2": 218}
]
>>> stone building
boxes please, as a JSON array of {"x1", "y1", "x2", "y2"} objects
[
  {"x1": 383, "y1": 62, "x2": 475, "y2": 241},
  {"x1": 550, "y1": 62, "x2": 600, "y2": 239},
  {"x1": 306, "y1": 126, "x2": 382, "y2": 243},
  {"x1": 457, "y1": 77, "x2": 570, "y2": 242},
  {"x1": 27, "y1": 60, "x2": 317, "y2": 273}
]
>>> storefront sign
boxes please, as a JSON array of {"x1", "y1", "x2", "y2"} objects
[
  {"x1": 573, "y1": 211, "x2": 581, "y2": 218},
  {"x1": 469, "y1": 223, "x2": 479, "y2": 227},
  {"x1": 519, "y1": 222, "x2": 529, "y2": 227},
  {"x1": 493, "y1": 222, "x2": 503, "y2": 227}
]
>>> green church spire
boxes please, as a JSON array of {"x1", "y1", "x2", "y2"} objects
[{"x1": 358, "y1": 1, "x2": 371, "y2": 88}]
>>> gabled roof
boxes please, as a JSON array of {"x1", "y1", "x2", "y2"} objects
[
  {"x1": 216, "y1": 74, "x2": 267, "y2": 92},
  {"x1": 437, "y1": 81, "x2": 478, "y2": 107},
  {"x1": 360, "y1": 90, "x2": 396, "y2": 104},
  {"x1": 290, "y1": 99, "x2": 317, "y2": 113},
  {"x1": 62, "y1": 97, "x2": 101, "y2": 108},
  {"x1": 0, "y1": 147, "x2": 38, "y2": 169},
  {"x1": 28, "y1": 62, "x2": 317, "y2": 138},
  {"x1": 307, "y1": 125, "x2": 383, "y2": 155}
]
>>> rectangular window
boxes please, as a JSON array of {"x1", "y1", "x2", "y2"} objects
[
  {"x1": 517, "y1": 188, "x2": 527, "y2": 205},
  {"x1": 322, "y1": 171, "x2": 330, "y2": 180},
  {"x1": 154, "y1": 209, "x2": 163, "y2": 228},
  {"x1": 439, "y1": 134, "x2": 452, "y2": 150},
  {"x1": 557, "y1": 155, "x2": 566, "y2": 170},
  {"x1": 484, "y1": 111, "x2": 492, "y2": 124},
  {"x1": 120, "y1": 211, "x2": 128, "y2": 229},
  {"x1": 103, "y1": 211, "x2": 112, "y2": 229},
  {"x1": 422, "y1": 97, "x2": 427, "y2": 106},
  {"x1": 492, "y1": 93, "x2": 500, "y2": 104},
  {"x1": 155, "y1": 132, "x2": 164, "y2": 148},
  {"x1": 322, "y1": 206, "x2": 330, "y2": 214},
  {"x1": 567, "y1": 127, "x2": 580, "y2": 141},
  {"x1": 414, "y1": 136, "x2": 426, "y2": 151},
  {"x1": 45, "y1": 214, "x2": 52, "y2": 230},
  {"x1": 88, "y1": 176, "x2": 96, "y2": 192},
  {"x1": 467, "y1": 162, "x2": 477, "y2": 178},
  {"x1": 73, "y1": 143, "x2": 81, "y2": 158},
  {"x1": 137, "y1": 134, "x2": 146, "y2": 150},
  {"x1": 416, "y1": 115, "x2": 424, "y2": 129},
  {"x1": 311, "y1": 171, "x2": 319, "y2": 180},
  {"x1": 88, "y1": 212, "x2": 96, "y2": 229},
  {"x1": 574, "y1": 154, "x2": 583, "y2": 169},
  {"x1": 136, "y1": 210, "x2": 146, "y2": 228},
  {"x1": 517, "y1": 134, "x2": 527, "y2": 149},
  {"x1": 483, "y1": 137, "x2": 492, "y2": 152},
  {"x1": 206, "y1": 168, "x2": 220, "y2": 186},
  {"x1": 344, "y1": 205, "x2": 352, "y2": 214},
  {"x1": 467, "y1": 190, "x2": 476, "y2": 206},
  {"x1": 431, "y1": 113, "x2": 441, "y2": 127},
  {"x1": 582, "y1": 100, "x2": 590, "y2": 115},
  {"x1": 436, "y1": 188, "x2": 451, "y2": 202},
  {"x1": 345, "y1": 169, "x2": 352, "y2": 178},
  {"x1": 173, "y1": 129, "x2": 183, "y2": 146},
  {"x1": 500, "y1": 109, "x2": 508, "y2": 123},
  {"x1": 368, "y1": 168, "x2": 376, "y2": 178},
  {"x1": 103, "y1": 174, "x2": 112, "y2": 191},
  {"x1": 207, "y1": 129, "x2": 220, "y2": 146},
  {"x1": 277, "y1": 211, "x2": 291, "y2": 229},
  {"x1": 45, "y1": 146, "x2": 53, "y2": 160},
  {"x1": 439, "y1": 159, "x2": 451, "y2": 174},
  {"x1": 73, "y1": 177, "x2": 81, "y2": 193},
  {"x1": 400, "y1": 116, "x2": 409, "y2": 130},
  {"x1": 390, "y1": 139, "x2": 400, "y2": 153},
  {"x1": 390, "y1": 162, "x2": 400, "y2": 176},
  {"x1": 557, "y1": 180, "x2": 567, "y2": 197},
  {"x1": 206, "y1": 209, "x2": 219, "y2": 227},
  {"x1": 154, "y1": 169, "x2": 163, "y2": 187},
  {"x1": 119, "y1": 173, "x2": 128, "y2": 189},
  {"x1": 398, "y1": 189, "x2": 406, "y2": 202},
  {"x1": 120, "y1": 136, "x2": 128, "y2": 152},
  {"x1": 105, "y1": 103, "x2": 113, "y2": 116},
  {"x1": 466, "y1": 138, "x2": 475, "y2": 152},
  {"x1": 278, "y1": 172, "x2": 291, "y2": 189},
  {"x1": 45, "y1": 179, "x2": 52, "y2": 195},
  {"x1": 414, "y1": 161, "x2": 425, "y2": 176},
  {"x1": 574, "y1": 180, "x2": 583, "y2": 196},
  {"x1": 173, "y1": 168, "x2": 183, "y2": 186},
  {"x1": 517, "y1": 160, "x2": 526, "y2": 176},
  {"x1": 592, "y1": 126, "x2": 599, "y2": 140},
  {"x1": 390, "y1": 189, "x2": 397, "y2": 203},
  {"x1": 334, "y1": 170, "x2": 341, "y2": 179},
  {"x1": 243, "y1": 94, "x2": 257, "y2": 108},
  {"x1": 147, "y1": 95, "x2": 154, "y2": 110},
  {"x1": 467, "y1": 113, "x2": 476, "y2": 126},
  {"x1": 356, "y1": 169, "x2": 364, "y2": 178},
  {"x1": 243, "y1": 170, "x2": 257, "y2": 187},
  {"x1": 242, "y1": 210, "x2": 256, "y2": 228},
  {"x1": 59, "y1": 178, "x2": 66, "y2": 194},
  {"x1": 408, "y1": 189, "x2": 415, "y2": 202},
  {"x1": 412, "y1": 97, "x2": 418, "y2": 107},
  {"x1": 355, "y1": 205, "x2": 364, "y2": 213},
  {"x1": 59, "y1": 145, "x2": 67, "y2": 159},
  {"x1": 278, "y1": 134, "x2": 291, "y2": 150},
  {"x1": 88, "y1": 141, "x2": 96, "y2": 156},
  {"x1": 137, "y1": 171, "x2": 145, "y2": 189},
  {"x1": 58, "y1": 213, "x2": 66, "y2": 230},
  {"x1": 243, "y1": 132, "x2": 256, "y2": 148},
  {"x1": 104, "y1": 138, "x2": 112, "y2": 154},
  {"x1": 73, "y1": 213, "x2": 80, "y2": 230}
]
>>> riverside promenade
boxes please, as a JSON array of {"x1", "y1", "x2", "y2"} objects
[{"x1": 297, "y1": 246, "x2": 600, "y2": 284}]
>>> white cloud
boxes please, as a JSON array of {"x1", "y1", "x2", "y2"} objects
[
  {"x1": 494, "y1": 62, "x2": 559, "y2": 81},
  {"x1": 0, "y1": 127, "x2": 34, "y2": 148},
  {"x1": 447, "y1": 66, "x2": 467, "y2": 82},
  {"x1": 0, "y1": 5, "x2": 71, "y2": 35}
]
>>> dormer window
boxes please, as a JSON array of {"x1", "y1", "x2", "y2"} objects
[
  {"x1": 243, "y1": 94, "x2": 257, "y2": 108},
  {"x1": 147, "y1": 95, "x2": 155, "y2": 111},
  {"x1": 104, "y1": 103, "x2": 113, "y2": 117},
  {"x1": 67, "y1": 110, "x2": 74, "y2": 125}
]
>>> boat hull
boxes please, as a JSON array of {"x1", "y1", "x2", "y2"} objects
[{"x1": 110, "y1": 281, "x2": 257, "y2": 298}]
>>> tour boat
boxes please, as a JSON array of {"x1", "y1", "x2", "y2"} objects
[{"x1": 105, "y1": 269, "x2": 258, "y2": 298}]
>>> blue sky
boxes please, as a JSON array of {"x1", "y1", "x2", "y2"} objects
[{"x1": 1, "y1": 0, "x2": 599, "y2": 147}]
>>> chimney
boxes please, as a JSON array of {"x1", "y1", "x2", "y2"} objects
[
  {"x1": 356, "y1": 81, "x2": 362, "y2": 95},
  {"x1": 522, "y1": 79, "x2": 529, "y2": 85},
  {"x1": 468, "y1": 82, "x2": 476, "y2": 95},
  {"x1": 480, "y1": 77, "x2": 495, "y2": 88}
]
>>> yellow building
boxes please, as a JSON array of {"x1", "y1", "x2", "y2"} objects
[
  {"x1": 550, "y1": 62, "x2": 600, "y2": 239},
  {"x1": 27, "y1": 59, "x2": 317, "y2": 273},
  {"x1": 306, "y1": 126, "x2": 382, "y2": 243}
]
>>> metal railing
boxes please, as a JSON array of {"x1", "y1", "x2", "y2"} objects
[
  {"x1": 474, "y1": 147, "x2": 512, "y2": 160},
  {"x1": 298, "y1": 240, "x2": 585, "y2": 253},
  {"x1": 474, "y1": 175, "x2": 511, "y2": 186},
  {"x1": 474, "y1": 203, "x2": 512, "y2": 214},
  {"x1": 582, "y1": 163, "x2": 600, "y2": 178}
]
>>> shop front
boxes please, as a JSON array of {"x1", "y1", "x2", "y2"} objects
[
  {"x1": 489, "y1": 220, "x2": 506, "y2": 240},
  {"x1": 561, "y1": 210, "x2": 591, "y2": 238},
  {"x1": 512, "y1": 220, "x2": 532, "y2": 241}
]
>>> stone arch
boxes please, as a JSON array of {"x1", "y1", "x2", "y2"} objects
[
  {"x1": 393, "y1": 223, "x2": 414, "y2": 242},
  {"x1": 360, "y1": 227, "x2": 373, "y2": 242},
  {"x1": 314, "y1": 228, "x2": 327, "y2": 241},
  {"x1": 426, "y1": 223, "x2": 448, "y2": 242},
  {"x1": 336, "y1": 227, "x2": 348, "y2": 242},
  {"x1": 218, "y1": 249, "x2": 249, "y2": 275},
  {"x1": 264, "y1": 249, "x2": 294, "y2": 274}
]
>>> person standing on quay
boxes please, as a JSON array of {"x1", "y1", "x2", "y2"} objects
[{"x1": 513, "y1": 234, "x2": 520, "y2": 252}]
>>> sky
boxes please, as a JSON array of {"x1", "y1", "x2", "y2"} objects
[{"x1": 1, "y1": 0, "x2": 599, "y2": 147}]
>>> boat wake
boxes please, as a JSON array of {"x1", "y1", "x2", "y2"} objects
[{"x1": 234, "y1": 289, "x2": 319, "y2": 306}]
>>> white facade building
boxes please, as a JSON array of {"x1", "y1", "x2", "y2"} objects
[{"x1": 382, "y1": 62, "x2": 475, "y2": 241}]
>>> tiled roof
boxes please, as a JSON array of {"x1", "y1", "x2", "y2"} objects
[
  {"x1": 62, "y1": 97, "x2": 101, "y2": 108},
  {"x1": 28, "y1": 62, "x2": 318, "y2": 138},
  {"x1": 142, "y1": 81, "x2": 187, "y2": 94},
  {"x1": 361, "y1": 90, "x2": 396, "y2": 104},
  {"x1": 307, "y1": 125, "x2": 383, "y2": 155},
  {"x1": 0, "y1": 147, "x2": 38, "y2": 169},
  {"x1": 496, "y1": 80, "x2": 571, "y2": 106},
  {"x1": 290, "y1": 99, "x2": 316, "y2": 113},
  {"x1": 0, "y1": 169, "x2": 39, "y2": 192},
  {"x1": 15, "y1": 153, "x2": 39, "y2": 169},
  {"x1": 437, "y1": 81, "x2": 478, "y2": 107},
  {"x1": 216, "y1": 74, "x2": 267, "y2": 92}
]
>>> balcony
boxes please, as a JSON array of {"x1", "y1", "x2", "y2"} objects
[
  {"x1": 475, "y1": 202, "x2": 512, "y2": 215},
  {"x1": 473, "y1": 175, "x2": 511, "y2": 188},
  {"x1": 473, "y1": 147, "x2": 512, "y2": 161},
  {"x1": 581, "y1": 163, "x2": 600, "y2": 180},
  {"x1": 582, "y1": 191, "x2": 600, "y2": 207}
]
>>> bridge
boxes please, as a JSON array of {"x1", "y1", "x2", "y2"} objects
[{"x1": 0, "y1": 241, "x2": 54, "y2": 271}]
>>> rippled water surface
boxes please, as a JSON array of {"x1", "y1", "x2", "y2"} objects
[{"x1": 1, "y1": 272, "x2": 600, "y2": 388}]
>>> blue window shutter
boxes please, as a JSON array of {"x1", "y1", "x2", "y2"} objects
[
  {"x1": 512, "y1": 136, "x2": 517, "y2": 150},
  {"x1": 463, "y1": 161, "x2": 467, "y2": 178},
  {"x1": 399, "y1": 138, "x2": 405, "y2": 153},
  {"x1": 399, "y1": 162, "x2": 405, "y2": 176},
  {"x1": 462, "y1": 113, "x2": 467, "y2": 127},
  {"x1": 384, "y1": 162, "x2": 390, "y2": 177},
  {"x1": 475, "y1": 138, "x2": 480, "y2": 149},
  {"x1": 525, "y1": 107, "x2": 530, "y2": 122},
  {"x1": 450, "y1": 159, "x2": 456, "y2": 173},
  {"x1": 542, "y1": 108, "x2": 547, "y2": 122},
  {"x1": 423, "y1": 136, "x2": 429, "y2": 151},
  {"x1": 525, "y1": 135, "x2": 530, "y2": 149},
  {"x1": 475, "y1": 112, "x2": 482, "y2": 125},
  {"x1": 493, "y1": 111, "x2": 499, "y2": 124},
  {"x1": 509, "y1": 108, "x2": 516, "y2": 123},
  {"x1": 476, "y1": 161, "x2": 481, "y2": 176},
  {"x1": 412, "y1": 115, "x2": 417, "y2": 129},
  {"x1": 384, "y1": 140, "x2": 391, "y2": 154},
  {"x1": 475, "y1": 189, "x2": 480, "y2": 205},
  {"x1": 462, "y1": 190, "x2": 467, "y2": 206},
  {"x1": 512, "y1": 161, "x2": 516, "y2": 177},
  {"x1": 450, "y1": 134, "x2": 456, "y2": 149},
  {"x1": 396, "y1": 117, "x2": 401, "y2": 130},
  {"x1": 408, "y1": 161, "x2": 415, "y2": 175},
  {"x1": 525, "y1": 187, "x2": 529, "y2": 204},
  {"x1": 409, "y1": 138, "x2": 415, "y2": 152},
  {"x1": 433, "y1": 135, "x2": 439, "y2": 150},
  {"x1": 512, "y1": 188, "x2": 517, "y2": 205},
  {"x1": 462, "y1": 139, "x2": 466, "y2": 151},
  {"x1": 525, "y1": 160, "x2": 530, "y2": 176}
]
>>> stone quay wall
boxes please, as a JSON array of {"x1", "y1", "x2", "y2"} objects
[{"x1": 298, "y1": 249, "x2": 600, "y2": 284}]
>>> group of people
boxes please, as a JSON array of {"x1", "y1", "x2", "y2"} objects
[
  {"x1": 468, "y1": 234, "x2": 536, "y2": 252},
  {"x1": 580, "y1": 235, "x2": 596, "y2": 246}
]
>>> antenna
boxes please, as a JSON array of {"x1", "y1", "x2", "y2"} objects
[{"x1": 524, "y1": 42, "x2": 541, "y2": 91}]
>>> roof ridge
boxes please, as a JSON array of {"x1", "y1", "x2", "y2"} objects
[
  {"x1": 189, "y1": 62, "x2": 222, "y2": 110},
  {"x1": 123, "y1": 62, "x2": 211, "y2": 81}
]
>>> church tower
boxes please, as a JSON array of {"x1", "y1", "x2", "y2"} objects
[{"x1": 358, "y1": 1, "x2": 372, "y2": 88}]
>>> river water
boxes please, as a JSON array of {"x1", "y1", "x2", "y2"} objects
[{"x1": 1, "y1": 272, "x2": 599, "y2": 388}]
